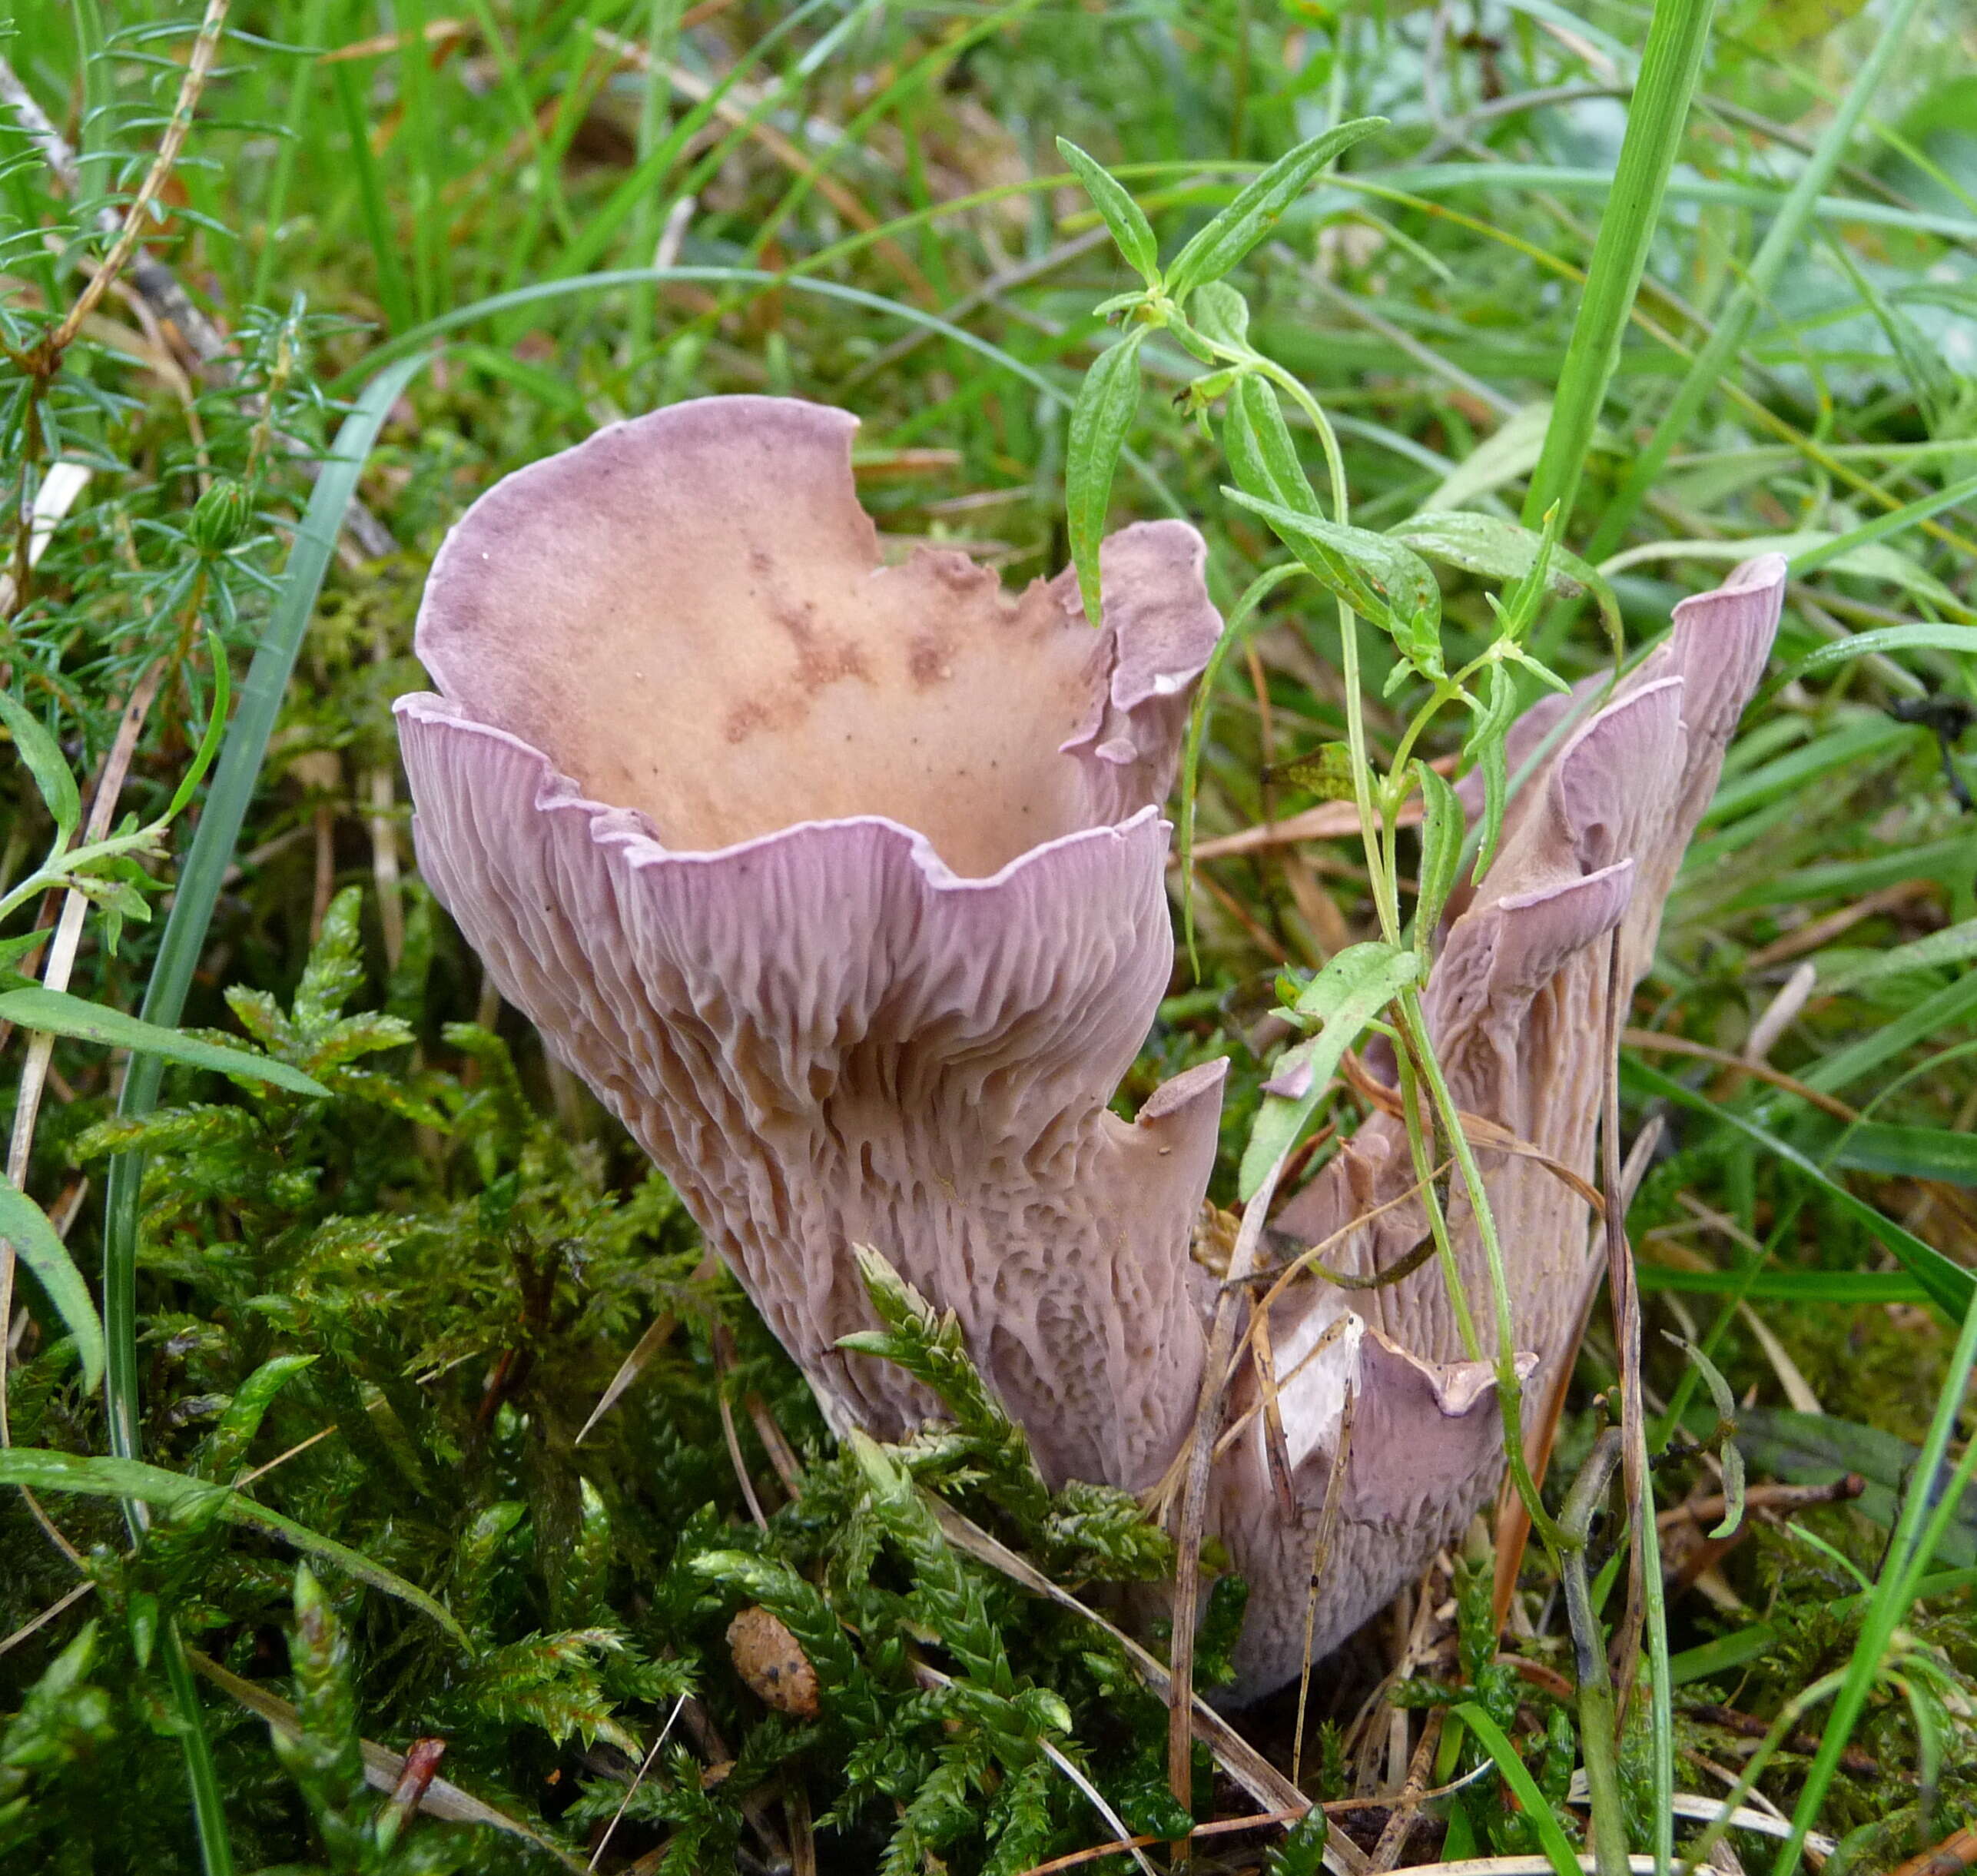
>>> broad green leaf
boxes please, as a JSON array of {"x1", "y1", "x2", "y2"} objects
[
  {"x1": 1790, "y1": 623, "x2": 1977, "y2": 679},
  {"x1": 1224, "y1": 377, "x2": 1316, "y2": 514},
  {"x1": 1055, "y1": 138, "x2": 1159, "y2": 285},
  {"x1": 1388, "y1": 508, "x2": 1623, "y2": 658},
  {"x1": 1223, "y1": 486, "x2": 1442, "y2": 674},
  {"x1": 1413, "y1": 759, "x2": 1465, "y2": 941},
  {"x1": 1066, "y1": 327, "x2": 1147, "y2": 626},
  {"x1": 0, "y1": 1174, "x2": 104, "y2": 1393},
  {"x1": 0, "y1": 689, "x2": 81, "y2": 846},
  {"x1": 1263, "y1": 741, "x2": 1358, "y2": 800},
  {"x1": 1188, "y1": 280, "x2": 1250, "y2": 349},
  {"x1": 1166, "y1": 116, "x2": 1387, "y2": 297},
  {"x1": 0, "y1": 986, "x2": 329, "y2": 1096},
  {"x1": 1240, "y1": 942, "x2": 1418, "y2": 1199},
  {"x1": 0, "y1": 1446, "x2": 467, "y2": 1643},
  {"x1": 1622, "y1": 1057, "x2": 1975, "y2": 1319}
]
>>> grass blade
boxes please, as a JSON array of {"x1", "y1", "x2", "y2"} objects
[
  {"x1": 1582, "y1": 0, "x2": 1929, "y2": 562},
  {"x1": 1523, "y1": 0, "x2": 1719, "y2": 536},
  {"x1": 1622, "y1": 1058, "x2": 1973, "y2": 1319},
  {"x1": 101, "y1": 351, "x2": 428, "y2": 1472}
]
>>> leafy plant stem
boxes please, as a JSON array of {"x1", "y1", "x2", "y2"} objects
[
  {"x1": 1582, "y1": 0, "x2": 1927, "y2": 563},
  {"x1": 1523, "y1": 0, "x2": 1718, "y2": 533}
]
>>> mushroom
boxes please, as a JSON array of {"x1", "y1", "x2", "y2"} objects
[
  {"x1": 1220, "y1": 553, "x2": 1784, "y2": 1693},
  {"x1": 396, "y1": 396, "x2": 1230, "y2": 1493},
  {"x1": 395, "y1": 397, "x2": 1783, "y2": 1703}
]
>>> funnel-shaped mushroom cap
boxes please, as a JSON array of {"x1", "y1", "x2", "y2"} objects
[
  {"x1": 397, "y1": 397, "x2": 1229, "y2": 1491},
  {"x1": 416, "y1": 395, "x2": 1216, "y2": 878},
  {"x1": 1217, "y1": 554, "x2": 1785, "y2": 1696}
]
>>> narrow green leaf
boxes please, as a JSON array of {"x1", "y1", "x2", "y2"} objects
[
  {"x1": 1240, "y1": 943, "x2": 1418, "y2": 1199},
  {"x1": 1065, "y1": 327, "x2": 1147, "y2": 626},
  {"x1": 1790, "y1": 623, "x2": 1977, "y2": 680},
  {"x1": 0, "y1": 987, "x2": 328, "y2": 1096},
  {"x1": 1637, "y1": 1266, "x2": 1929, "y2": 1303},
  {"x1": 1166, "y1": 116, "x2": 1387, "y2": 298},
  {"x1": 1224, "y1": 375, "x2": 1317, "y2": 514},
  {"x1": 1670, "y1": 1335, "x2": 1745, "y2": 1539},
  {"x1": 1583, "y1": 0, "x2": 1935, "y2": 565},
  {"x1": 1824, "y1": 1121, "x2": 1977, "y2": 1187},
  {"x1": 1820, "y1": 917, "x2": 1977, "y2": 991},
  {"x1": 163, "y1": 632, "x2": 233, "y2": 823},
  {"x1": 1464, "y1": 662, "x2": 1519, "y2": 881},
  {"x1": 1413, "y1": 760, "x2": 1465, "y2": 942},
  {"x1": 0, "y1": 688, "x2": 81, "y2": 846},
  {"x1": 1055, "y1": 137, "x2": 1159, "y2": 284},
  {"x1": 1223, "y1": 486, "x2": 1442, "y2": 673},
  {"x1": 0, "y1": 1174, "x2": 104, "y2": 1393},
  {"x1": 0, "y1": 1447, "x2": 468, "y2": 1645},
  {"x1": 1389, "y1": 509, "x2": 1622, "y2": 658},
  {"x1": 1449, "y1": 1703, "x2": 1581, "y2": 1876}
]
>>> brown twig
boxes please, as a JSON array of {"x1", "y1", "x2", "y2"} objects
[
  {"x1": 1368, "y1": 1708, "x2": 1445, "y2": 1872},
  {"x1": 46, "y1": 0, "x2": 234, "y2": 356},
  {"x1": 1165, "y1": 1154, "x2": 1285, "y2": 1846},
  {"x1": 1890, "y1": 1826, "x2": 1977, "y2": 1876}
]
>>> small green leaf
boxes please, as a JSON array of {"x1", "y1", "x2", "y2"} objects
[
  {"x1": 1413, "y1": 759, "x2": 1465, "y2": 942},
  {"x1": 163, "y1": 631, "x2": 233, "y2": 822},
  {"x1": 1389, "y1": 508, "x2": 1623, "y2": 659},
  {"x1": 0, "y1": 1173, "x2": 104, "y2": 1393},
  {"x1": 1166, "y1": 116, "x2": 1388, "y2": 297},
  {"x1": 1189, "y1": 280, "x2": 1251, "y2": 348},
  {"x1": 1667, "y1": 1334, "x2": 1745, "y2": 1540},
  {"x1": 1224, "y1": 486, "x2": 1442, "y2": 675},
  {"x1": 1463, "y1": 662, "x2": 1519, "y2": 881},
  {"x1": 1239, "y1": 942, "x2": 1418, "y2": 1199},
  {"x1": 1055, "y1": 138, "x2": 1160, "y2": 285},
  {"x1": 0, "y1": 986, "x2": 330, "y2": 1096},
  {"x1": 1224, "y1": 376, "x2": 1317, "y2": 514},
  {"x1": 1264, "y1": 741, "x2": 1358, "y2": 799},
  {"x1": 1065, "y1": 327, "x2": 1147, "y2": 626},
  {"x1": 0, "y1": 689, "x2": 81, "y2": 847}
]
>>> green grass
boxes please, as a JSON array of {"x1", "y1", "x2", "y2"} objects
[{"x1": 3, "y1": 2, "x2": 1977, "y2": 1871}]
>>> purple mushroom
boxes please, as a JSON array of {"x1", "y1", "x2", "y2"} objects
[
  {"x1": 396, "y1": 395, "x2": 1229, "y2": 1492},
  {"x1": 396, "y1": 395, "x2": 1783, "y2": 1702}
]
